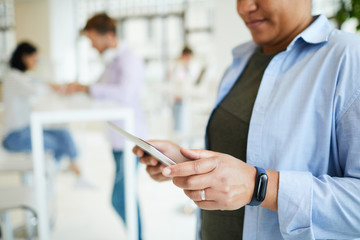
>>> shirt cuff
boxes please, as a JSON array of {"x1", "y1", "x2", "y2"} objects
[{"x1": 278, "y1": 171, "x2": 314, "y2": 239}]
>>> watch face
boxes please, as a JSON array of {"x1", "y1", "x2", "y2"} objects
[{"x1": 256, "y1": 174, "x2": 268, "y2": 202}]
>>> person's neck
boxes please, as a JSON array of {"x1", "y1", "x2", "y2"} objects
[
  {"x1": 262, "y1": 15, "x2": 313, "y2": 54},
  {"x1": 101, "y1": 39, "x2": 119, "y2": 54},
  {"x1": 109, "y1": 39, "x2": 119, "y2": 49}
]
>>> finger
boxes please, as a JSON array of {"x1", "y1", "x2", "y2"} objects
[
  {"x1": 184, "y1": 188, "x2": 211, "y2": 202},
  {"x1": 132, "y1": 146, "x2": 141, "y2": 154},
  {"x1": 194, "y1": 201, "x2": 220, "y2": 211},
  {"x1": 172, "y1": 171, "x2": 215, "y2": 190},
  {"x1": 151, "y1": 173, "x2": 171, "y2": 182},
  {"x1": 183, "y1": 186, "x2": 238, "y2": 202},
  {"x1": 132, "y1": 146, "x2": 144, "y2": 157},
  {"x1": 146, "y1": 164, "x2": 166, "y2": 177},
  {"x1": 162, "y1": 157, "x2": 218, "y2": 177},
  {"x1": 147, "y1": 164, "x2": 171, "y2": 182},
  {"x1": 147, "y1": 140, "x2": 173, "y2": 152},
  {"x1": 139, "y1": 154, "x2": 159, "y2": 166},
  {"x1": 180, "y1": 148, "x2": 218, "y2": 161}
]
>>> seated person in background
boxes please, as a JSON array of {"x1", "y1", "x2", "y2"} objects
[{"x1": 1, "y1": 42, "x2": 84, "y2": 182}]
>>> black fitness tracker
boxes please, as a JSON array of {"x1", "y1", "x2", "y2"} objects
[{"x1": 248, "y1": 166, "x2": 268, "y2": 206}]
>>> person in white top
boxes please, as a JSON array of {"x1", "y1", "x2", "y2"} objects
[
  {"x1": 166, "y1": 46, "x2": 194, "y2": 133},
  {"x1": 1, "y1": 42, "x2": 82, "y2": 178}
]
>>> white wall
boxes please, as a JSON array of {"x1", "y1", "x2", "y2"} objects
[
  {"x1": 49, "y1": 0, "x2": 77, "y2": 82},
  {"x1": 14, "y1": 0, "x2": 79, "y2": 82},
  {"x1": 14, "y1": 0, "x2": 53, "y2": 81},
  {"x1": 14, "y1": 0, "x2": 253, "y2": 84},
  {"x1": 213, "y1": 0, "x2": 252, "y2": 80},
  {"x1": 15, "y1": 0, "x2": 50, "y2": 56}
]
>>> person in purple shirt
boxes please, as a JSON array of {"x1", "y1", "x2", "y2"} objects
[{"x1": 66, "y1": 13, "x2": 146, "y2": 240}]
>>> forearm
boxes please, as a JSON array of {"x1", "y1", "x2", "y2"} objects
[{"x1": 89, "y1": 82, "x2": 134, "y2": 102}]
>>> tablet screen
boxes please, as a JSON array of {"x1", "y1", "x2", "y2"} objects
[{"x1": 108, "y1": 122, "x2": 176, "y2": 166}]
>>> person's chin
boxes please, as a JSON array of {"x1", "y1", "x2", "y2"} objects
[{"x1": 251, "y1": 34, "x2": 269, "y2": 45}]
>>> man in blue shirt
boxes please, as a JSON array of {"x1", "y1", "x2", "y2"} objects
[{"x1": 134, "y1": 0, "x2": 360, "y2": 239}]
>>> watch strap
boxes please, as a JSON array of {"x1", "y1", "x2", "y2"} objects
[{"x1": 248, "y1": 166, "x2": 268, "y2": 206}]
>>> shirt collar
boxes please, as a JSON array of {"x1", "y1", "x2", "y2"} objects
[
  {"x1": 231, "y1": 14, "x2": 333, "y2": 59},
  {"x1": 232, "y1": 41, "x2": 257, "y2": 60},
  {"x1": 290, "y1": 14, "x2": 333, "y2": 46}
]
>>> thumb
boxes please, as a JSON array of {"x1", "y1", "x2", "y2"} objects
[{"x1": 180, "y1": 148, "x2": 217, "y2": 160}]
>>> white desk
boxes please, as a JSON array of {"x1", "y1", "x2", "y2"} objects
[{"x1": 30, "y1": 94, "x2": 138, "y2": 240}]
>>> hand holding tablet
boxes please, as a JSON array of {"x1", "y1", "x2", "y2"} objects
[{"x1": 108, "y1": 122, "x2": 176, "y2": 166}]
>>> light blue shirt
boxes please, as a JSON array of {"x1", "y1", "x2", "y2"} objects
[{"x1": 214, "y1": 15, "x2": 360, "y2": 239}]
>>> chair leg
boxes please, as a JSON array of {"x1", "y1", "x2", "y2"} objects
[
  {"x1": 21, "y1": 172, "x2": 33, "y2": 186},
  {"x1": 0, "y1": 212, "x2": 14, "y2": 240},
  {"x1": 20, "y1": 173, "x2": 36, "y2": 239},
  {"x1": 24, "y1": 210, "x2": 37, "y2": 240}
]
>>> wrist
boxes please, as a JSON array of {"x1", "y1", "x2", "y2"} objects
[
  {"x1": 260, "y1": 170, "x2": 279, "y2": 212},
  {"x1": 247, "y1": 166, "x2": 257, "y2": 204},
  {"x1": 82, "y1": 85, "x2": 90, "y2": 93}
]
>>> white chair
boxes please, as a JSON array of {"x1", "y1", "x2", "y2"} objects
[
  {"x1": 0, "y1": 113, "x2": 56, "y2": 240},
  {"x1": 0, "y1": 147, "x2": 34, "y2": 186},
  {"x1": 0, "y1": 149, "x2": 35, "y2": 240},
  {"x1": 0, "y1": 187, "x2": 37, "y2": 240},
  {"x1": 0, "y1": 148, "x2": 55, "y2": 240},
  {"x1": 0, "y1": 187, "x2": 36, "y2": 213},
  {"x1": 0, "y1": 104, "x2": 40, "y2": 239},
  {"x1": 0, "y1": 150, "x2": 33, "y2": 173}
]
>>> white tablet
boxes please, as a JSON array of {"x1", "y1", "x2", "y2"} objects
[{"x1": 108, "y1": 122, "x2": 176, "y2": 166}]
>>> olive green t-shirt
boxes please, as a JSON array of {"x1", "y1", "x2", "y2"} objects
[{"x1": 203, "y1": 47, "x2": 277, "y2": 240}]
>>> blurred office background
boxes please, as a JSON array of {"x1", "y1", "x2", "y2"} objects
[{"x1": 0, "y1": 0, "x2": 358, "y2": 239}]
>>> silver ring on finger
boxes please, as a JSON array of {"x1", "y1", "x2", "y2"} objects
[{"x1": 200, "y1": 189, "x2": 206, "y2": 201}]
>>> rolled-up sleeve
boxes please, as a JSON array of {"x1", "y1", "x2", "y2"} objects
[
  {"x1": 278, "y1": 91, "x2": 360, "y2": 239},
  {"x1": 278, "y1": 171, "x2": 314, "y2": 239}
]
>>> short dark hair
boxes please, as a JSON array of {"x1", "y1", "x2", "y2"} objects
[
  {"x1": 182, "y1": 46, "x2": 193, "y2": 56},
  {"x1": 9, "y1": 42, "x2": 37, "y2": 72},
  {"x1": 83, "y1": 13, "x2": 117, "y2": 34}
]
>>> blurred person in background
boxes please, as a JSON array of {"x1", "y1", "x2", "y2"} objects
[
  {"x1": 166, "y1": 46, "x2": 194, "y2": 133},
  {"x1": 134, "y1": 0, "x2": 360, "y2": 239},
  {"x1": 64, "y1": 13, "x2": 146, "y2": 240},
  {"x1": 1, "y1": 42, "x2": 87, "y2": 183}
]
